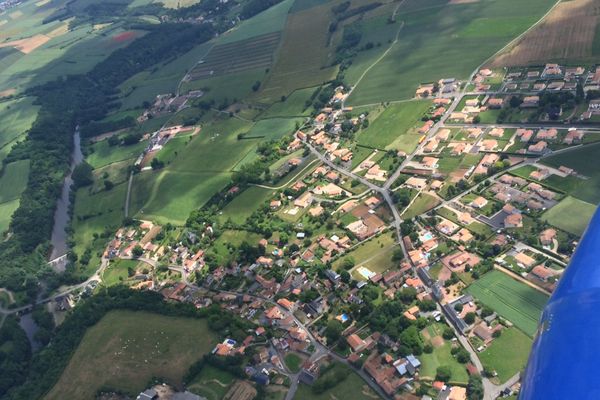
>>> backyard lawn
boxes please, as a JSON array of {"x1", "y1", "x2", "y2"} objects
[{"x1": 479, "y1": 327, "x2": 532, "y2": 383}]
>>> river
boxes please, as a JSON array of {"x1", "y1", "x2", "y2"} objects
[
  {"x1": 18, "y1": 312, "x2": 41, "y2": 352},
  {"x1": 48, "y1": 127, "x2": 83, "y2": 268}
]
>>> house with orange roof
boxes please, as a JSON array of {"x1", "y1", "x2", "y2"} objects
[
  {"x1": 540, "y1": 228, "x2": 557, "y2": 246},
  {"x1": 504, "y1": 213, "x2": 523, "y2": 228},
  {"x1": 405, "y1": 176, "x2": 427, "y2": 190},
  {"x1": 294, "y1": 192, "x2": 313, "y2": 208},
  {"x1": 436, "y1": 128, "x2": 451, "y2": 141},
  {"x1": 422, "y1": 156, "x2": 439, "y2": 169},
  {"x1": 470, "y1": 196, "x2": 488, "y2": 209},
  {"x1": 488, "y1": 127, "x2": 504, "y2": 137},
  {"x1": 277, "y1": 298, "x2": 296, "y2": 311},
  {"x1": 527, "y1": 141, "x2": 548, "y2": 154}
]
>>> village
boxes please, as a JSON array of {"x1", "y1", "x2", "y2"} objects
[{"x1": 38, "y1": 60, "x2": 600, "y2": 400}]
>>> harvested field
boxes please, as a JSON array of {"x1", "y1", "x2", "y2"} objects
[
  {"x1": 189, "y1": 32, "x2": 281, "y2": 79},
  {"x1": 0, "y1": 34, "x2": 50, "y2": 54},
  {"x1": 490, "y1": 0, "x2": 600, "y2": 66},
  {"x1": 0, "y1": 89, "x2": 15, "y2": 98}
]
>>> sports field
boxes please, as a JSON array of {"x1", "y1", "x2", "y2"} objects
[
  {"x1": 479, "y1": 327, "x2": 532, "y2": 383},
  {"x1": 542, "y1": 196, "x2": 596, "y2": 237},
  {"x1": 467, "y1": 270, "x2": 548, "y2": 337},
  {"x1": 356, "y1": 101, "x2": 431, "y2": 151},
  {"x1": 45, "y1": 310, "x2": 217, "y2": 400},
  {"x1": 346, "y1": 0, "x2": 556, "y2": 105}
]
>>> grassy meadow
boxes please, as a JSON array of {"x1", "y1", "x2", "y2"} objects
[
  {"x1": 346, "y1": 0, "x2": 556, "y2": 105},
  {"x1": 542, "y1": 196, "x2": 596, "y2": 237},
  {"x1": 45, "y1": 310, "x2": 217, "y2": 400},
  {"x1": 356, "y1": 101, "x2": 431, "y2": 151}
]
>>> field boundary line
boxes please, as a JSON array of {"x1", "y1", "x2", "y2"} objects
[
  {"x1": 479, "y1": 0, "x2": 562, "y2": 69},
  {"x1": 493, "y1": 264, "x2": 552, "y2": 296}
]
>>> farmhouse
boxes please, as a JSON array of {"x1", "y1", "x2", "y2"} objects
[{"x1": 422, "y1": 156, "x2": 439, "y2": 169}]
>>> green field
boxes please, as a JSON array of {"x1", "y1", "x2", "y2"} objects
[
  {"x1": 542, "y1": 196, "x2": 596, "y2": 236},
  {"x1": 188, "y1": 365, "x2": 237, "y2": 400},
  {"x1": 420, "y1": 326, "x2": 469, "y2": 385},
  {"x1": 86, "y1": 138, "x2": 147, "y2": 169},
  {"x1": 220, "y1": 186, "x2": 276, "y2": 224},
  {"x1": 467, "y1": 270, "x2": 548, "y2": 337},
  {"x1": 256, "y1": 0, "x2": 338, "y2": 103},
  {"x1": 346, "y1": 0, "x2": 556, "y2": 105},
  {"x1": 542, "y1": 143, "x2": 600, "y2": 203},
  {"x1": 479, "y1": 327, "x2": 532, "y2": 383},
  {"x1": 244, "y1": 117, "x2": 302, "y2": 141},
  {"x1": 0, "y1": 97, "x2": 39, "y2": 154},
  {"x1": 260, "y1": 87, "x2": 316, "y2": 118},
  {"x1": 285, "y1": 352, "x2": 304, "y2": 373},
  {"x1": 356, "y1": 101, "x2": 431, "y2": 151},
  {"x1": 129, "y1": 117, "x2": 253, "y2": 223},
  {"x1": 45, "y1": 310, "x2": 217, "y2": 400},
  {"x1": 0, "y1": 159, "x2": 30, "y2": 233},
  {"x1": 401, "y1": 192, "x2": 439, "y2": 220},
  {"x1": 293, "y1": 363, "x2": 380, "y2": 400}
]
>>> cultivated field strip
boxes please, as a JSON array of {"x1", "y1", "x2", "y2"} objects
[
  {"x1": 490, "y1": 0, "x2": 600, "y2": 66},
  {"x1": 467, "y1": 270, "x2": 548, "y2": 337},
  {"x1": 189, "y1": 32, "x2": 281, "y2": 79}
]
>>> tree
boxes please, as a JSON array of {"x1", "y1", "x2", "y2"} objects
[
  {"x1": 325, "y1": 320, "x2": 344, "y2": 343},
  {"x1": 442, "y1": 326, "x2": 454, "y2": 340},
  {"x1": 132, "y1": 245, "x2": 144, "y2": 258},
  {"x1": 509, "y1": 95, "x2": 523, "y2": 108},
  {"x1": 340, "y1": 270, "x2": 351, "y2": 283},
  {"x1": 252, "y1": 80, "x2": 261, "y2": 92},
  {"x1": 436, "y1": 365, "x2": 452, "y2": 382},
  {"x1": 464, "y1": 312, "x2": 476, "y2": 324},
  {"x1": 467, "y1": 375, "x2": 484, "y2": 400},
  {"x1": 392, "y1": 248, "x2": 404, "y2": 261},
  {"x1": 151, "y1": 158, "x2": 165, "y2": 170},
  {"x1": 103, "y1": 179, "x2": 114, "y2": 191},
  {"x1": 455, "y1": 348, "x2": 471, "y2": 363},
  {"x1": 341, "y1": 257, "x2": 355, "y2": 270},
  {"x1": 72, "y1": 162, "x2": 94, "y2": 188}
]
